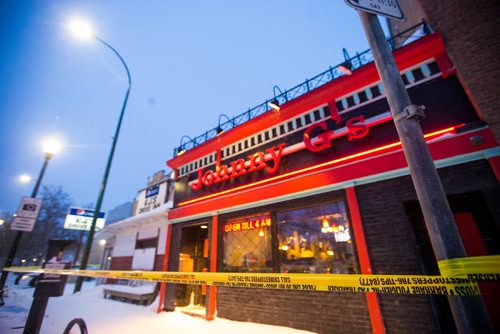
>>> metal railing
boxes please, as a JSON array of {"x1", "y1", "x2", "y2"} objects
[{"x1": 173, "y1": 21, "x2": 431, "y2": 157}]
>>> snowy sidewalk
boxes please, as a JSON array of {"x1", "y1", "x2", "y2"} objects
[{"x1": 0, "y1": 277, "x2": 315, "y2": 334}]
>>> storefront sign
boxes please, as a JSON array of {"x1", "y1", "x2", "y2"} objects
[
  {"x1": 190, "y1": 144, "x2": 286, "y2": 191},
  {"x1": 63, "y1": 207, "x2": 106, "y2": 231},
  {"x1": 134, "y1": 182, "x2": 167, "y2": 215},
  {"x1": 304, "y1": 112, "x2": 369, "y2": 152},
  {"x1": 224, "y1": 215, "x2": 272, "y2": 233}
]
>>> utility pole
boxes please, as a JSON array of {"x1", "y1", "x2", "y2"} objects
[{"x1": 356, "y1": 11, "x2": 493, "y2": 333}]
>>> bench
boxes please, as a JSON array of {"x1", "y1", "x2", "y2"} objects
[{"x1": 103, "y1": 281, "x2": 158, "y2": 305}]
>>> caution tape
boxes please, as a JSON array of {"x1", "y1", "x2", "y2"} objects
[
  {"x1": 6, "y1": 256, "x2": 498, "y2": 296},
  {"x1": 438, "y1": 255, "x2": 500, "y2": 281},
  {"x1": 1, "y1": 267, "x2": 481, "y2": 296}
]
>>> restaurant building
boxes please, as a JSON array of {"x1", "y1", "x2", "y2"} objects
[{"x1": 163, "y1": 27, "x2": 500, "y2": 333}]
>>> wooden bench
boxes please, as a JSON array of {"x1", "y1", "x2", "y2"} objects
[{"x1": 103, "y1": 281, "x2": 158, "y2": 305}]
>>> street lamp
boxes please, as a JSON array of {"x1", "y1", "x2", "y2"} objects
[
  {"x1": 68, "y1": 18, "x2": 132, "y2": 293},
  {"x1": 0, "y1": 138, "x2": 61, "y2": 306},
  {"x1": 19, "y1": 174, "x2": 32, "y2": 183}
]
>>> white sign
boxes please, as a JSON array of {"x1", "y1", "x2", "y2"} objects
[
  {"x1": 63, "y1": 207, "x2": 106, "y2": 231},
  {"x1": 11, "y1": 216, "x2": 37, "y2": 232},
  {"x1": 134, "y1": 182, "x2": 167, "y2": 215},
  {"x1": 16, "y1": 197, "x2": 43, "y2": 220},
  {"x1": 344, "y1": 0, "x2": 404, "y2": 20}
]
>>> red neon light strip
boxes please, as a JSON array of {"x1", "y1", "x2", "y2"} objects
[{"x1": 178, "y1": 126, "x2": 459, "y2": 207}]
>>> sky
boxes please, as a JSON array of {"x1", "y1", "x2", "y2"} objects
[
  {"x1": 0, "y1": 275, "x2": 315, "y2": 333},
  {"x1": 0, "y1": 1, "x2": 381, "y2": 216}
]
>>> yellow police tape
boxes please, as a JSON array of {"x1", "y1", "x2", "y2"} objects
[
  {"x1": 6, "y1": 256, "x2": 498, "y2": 297},
  {"x1": 438, "y1": 255, "x2": 500, "y2": 281}
]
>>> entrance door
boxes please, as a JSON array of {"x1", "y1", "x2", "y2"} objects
[
  {"x1": 453, "y1": 211, "x2": 500, "y2": 332},
  {"x1": 406, "y1": 191, "x2": 500, "y2": 332},
  {"x1": 175, "y1": 224, "x2": 209, "y2": 310}
]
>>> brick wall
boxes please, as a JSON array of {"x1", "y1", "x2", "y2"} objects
[
  {"x1": 356, "y1": 159, "x2": 499, "y2": 333},
  {"x1": 416, "y1": 1, "x2": 500, "y2": 144},
  {"x1": 109, "y1": 256, "x2": 132, "y2": 270},
  {"x1": 217, "y1": 288, "x2": 371, "y2": 333}
]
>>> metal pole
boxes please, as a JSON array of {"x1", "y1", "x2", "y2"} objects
[
  {"x1": 357, "y1": 11, "x2": 493, "y2": 333},
  {"x1": 74, "y1": 36, "x2": 131, "y2": 293},
  {"x1": 0, "y1": 153, "x2": 51, "y2": 306}
]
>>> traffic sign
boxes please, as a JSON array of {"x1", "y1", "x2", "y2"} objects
[
  {"x1": 11, "y1": 216, "x2": 37, "y2": 232},
  {"x1": 16, "y1": 197, "x2": 43, "y2": 219},
  {"x1": 344, "y1": 0, "x2": 404, "y2": 20}
]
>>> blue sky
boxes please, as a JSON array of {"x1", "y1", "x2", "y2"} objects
[{"x1": 0, "y1": 1, "x2": 383, "y2": 215}]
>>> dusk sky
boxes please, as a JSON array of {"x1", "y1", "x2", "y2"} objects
[{"x1": 0, "y1": 1, "x2": 386, "y2": 216}]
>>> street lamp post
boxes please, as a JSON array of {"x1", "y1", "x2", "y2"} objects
[
  {"x1": 0, "y1": 140, "x2": 60, "y2": 306},
  {"x1": 357, "y1": 11, "x2": 493, "y2": 332},
  {"x1": 70, "y1": 20, "x2": 132, "y2": 293}
]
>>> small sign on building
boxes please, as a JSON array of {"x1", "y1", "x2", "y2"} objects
[
  {"x1": 63, "y1": 207, "x2": 106, "y2": 231},
  {"x1": 344, "y1": 0, "x2": 404, "y2": 20}
]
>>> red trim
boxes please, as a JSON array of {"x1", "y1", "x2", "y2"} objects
[
  {"x1": 346, "y1": 187, "x2": 385, "y2": 334},
  {"x1": 178, "y1": 126, "x2": 459, "y2": 207},
  {"x1": 487, "y1": 156, "x2": 500, "y2": 182},
  {"x1": 434, "y1": 52, "x2": 456, "y2": 78},
  {"x1": 206, "y1": 215, "x2": 218, "y2": 321},
  {"x1": 157, "y1": 224, "x2": 173, "y2": 313},
  {"x1": 167, "y1": 33, "x2": 450, "y2": 168},
  {"x1": 169, "y1": 127, "x2": 497, "y2": 221}
]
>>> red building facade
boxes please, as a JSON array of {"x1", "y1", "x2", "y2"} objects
[{"x1": 164, "y1": 32, "x2": 500, "y2": 333}]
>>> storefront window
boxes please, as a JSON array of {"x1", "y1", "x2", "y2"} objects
[
  {"x1": 222, "y1": 213, "x2": 273, "y2": 272},
  {"x1": 277, "y1": 200, "x2": 358, "y2": 274}
]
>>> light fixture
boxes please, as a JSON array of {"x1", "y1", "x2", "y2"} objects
[
  {"x1": 99, "y1": 239, "x2": 106, "y2": 246},
  {"x1": 217, "y1": 114, "x2": 233, "y2": 136},
  {"x1": 0, "y1": 219, "x2": 4, "y2": 226},
  {"x1": 19, "y1": 174, "x2": 32, "y2": 183},
  {"x1": 338, "y1": 48, "x2": 353, "y2": 76},
  {"x1": 281, "y1": 245, "x2": 289, "y2": 251},
  {"x1": 258, "y1": 229, "x2": 265, "y2": 237},
  {"x1": 177, "y1": 135, "x2": 194, "y2": 156},
  {"x1": 267, "y1": 85, "x2": 287, "y2": 111},
  {"x1": 200, "y1": 225, "x2": 208, "y2": 229},
  {"x1": 68, "y1": 18, "x2": 94, "y2": 40},
  {"x1": 42, "y1": 137, "x2": 61, "y2": 158}
]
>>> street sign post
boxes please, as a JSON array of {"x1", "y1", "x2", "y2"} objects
[
  {"x1": 344, "y1": 0, "x2": 404, "y2": 20},
  {"x1": 11, "y1": 217, "x2": 37, "y2": 232},
  {"x1": 10, "y1": 197, "x2": 43, "y2": 232}
]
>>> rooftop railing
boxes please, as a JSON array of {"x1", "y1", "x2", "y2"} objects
[{"x1": 173, "y1": 21, "x2": 430, "y2": 157}]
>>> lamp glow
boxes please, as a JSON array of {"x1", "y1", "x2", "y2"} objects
[
  {"x1": 19, "y1": 174, "x2": 32, "y2": 183},
  {"x1": 68, "y1": 18, "x2": 94, "y2": 40},
  {"x1": 42, "y1": 138, "x2": 61, "y2": 156}
]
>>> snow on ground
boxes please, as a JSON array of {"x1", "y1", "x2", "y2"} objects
[{"x1": 0, "y1": 275, "x2": 316, "y2": 334}]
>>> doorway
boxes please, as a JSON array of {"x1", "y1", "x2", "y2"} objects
[
  {"x1": 405, "y1": 191, "x2": 500, "y2": 332},
  {"x1": 175, "y1": 223, "x2": 209, "y2": 314}
]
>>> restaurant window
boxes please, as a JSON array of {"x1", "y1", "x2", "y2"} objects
[
  {"x1": 222, "y1": 213, "x2": 273, "y2": 272},
  {"x1": 277, "y1": 200, "x2": 358, "y2": 274}
]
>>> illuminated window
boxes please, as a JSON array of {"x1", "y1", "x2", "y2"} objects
[
  {"x1": 277, "y1": 200, "x2": 358, "y2": 274},
  {"x1": 222, "y1": 213, "x2": 273, "y2": 272}
]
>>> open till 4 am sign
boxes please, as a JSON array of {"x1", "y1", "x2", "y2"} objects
[{"x1": 344, "y1": 0, "x2": 404, "y2": 20}]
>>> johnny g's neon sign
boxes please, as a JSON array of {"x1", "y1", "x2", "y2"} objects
[
  {"x1": 189, "y1": 108, "x2": 370, "y2": 191},
  {"x1": 190, "y1": 144, "x2": 286, "y2": 190}
]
